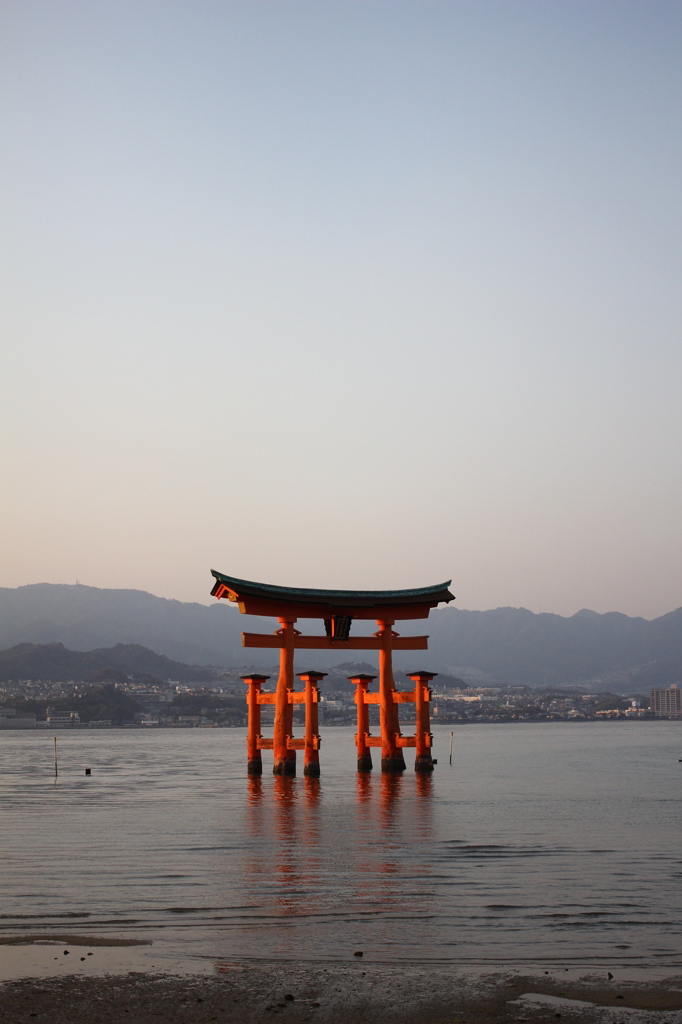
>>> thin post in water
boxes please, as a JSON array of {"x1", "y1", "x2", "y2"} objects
[
  {"x1": 53, "y1": 736, "x2": 58, "y2": 778},
  {"x1": 449, "y1": 731, "x2": 453, "y2": 765}
]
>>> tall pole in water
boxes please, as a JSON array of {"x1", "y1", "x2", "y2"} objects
[
  {"x1": 53, "y1": 736, "x2": 58, "y2": 778},
  {"x1": 449, "y1": 731, "x2": 453, "y2": 765}
]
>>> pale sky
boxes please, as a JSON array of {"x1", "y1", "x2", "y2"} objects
[{"x1": 1, "y1": 0, "x2": 680, "y2": 618}]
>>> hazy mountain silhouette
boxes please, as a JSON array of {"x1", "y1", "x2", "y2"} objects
[
  {"x1": 425, "y1": 606, "x2": 682, "y2": 688},
  {"x1": 0, "y1": 641, "x2": 216, "y2": 683},
  {"x1": 0, "y1": 584, "x2": 680, "y2": 689},
  {"x1": 0, "y1": 584, "x2": 243, "y2": 665}
]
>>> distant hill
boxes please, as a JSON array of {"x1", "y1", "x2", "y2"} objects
[
  {"x1": 0, "y1": 584, "x2": 680, "y2": 690},
  {"x1": 0, "y1": 584, "x2": 242, "y2": 666},
  {"x1": 425, "y1": 606, "x2": 682, "y2": 689},
  {"x1": 0, "y1": 642, "x2": 217, "y2": 683}
]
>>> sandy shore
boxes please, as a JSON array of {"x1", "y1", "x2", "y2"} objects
[{"x1": 1, "y1": 963, "x2": 682, "y2": 1024}]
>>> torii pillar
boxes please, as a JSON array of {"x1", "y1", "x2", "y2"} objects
[
  {"x1": 298, "y1": 670, "x2": 324, "y2": 777},
  {"x1": 273, "y1": 617, "x2": 297, "y2": 775},
  {"x1": 377, "y1": 620, "x2": 406, "y2": 772},
  {"x1": 350, "y1": 673, "x2": 375, "y2": 771},
  {"x1": 408, "y1": 670, "x2": 436, "y2": 772},
  {"x1": 242, "y1": 673, "x2": 269, "y2": 775}
]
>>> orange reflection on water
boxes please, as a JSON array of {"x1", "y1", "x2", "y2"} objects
[
  {"x1": 303, "y1": 775, "x2": 321, "y2": 808},
  {"x1": 356, "y1": 771, "x2": 372, "y2": 805},
  {"x1": 415, "y1": 770, "x2": 433, "y2": 799},
  {"x1": 270, "y1": 775, "x2": 301, "y2": 915},
  {"x1": 245, "y1": 771, "x2": 351, "y2": 920},
  {"x1": 242, "y1": 766, "x2": 435, "y2": 933},
  {"x1": 350, "y1": 769, "x2": 436, "y2": 923},
  {"x1": 413, "y1": 771, "x2": 434, "y2": 843},
  {"x1": 246, "y1": 774, "x2": 263, "y2": 804}
]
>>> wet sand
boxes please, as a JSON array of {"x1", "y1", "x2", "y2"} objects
[{"x1": 2, "y1": 963, "x2": 682, "y2": 1024}]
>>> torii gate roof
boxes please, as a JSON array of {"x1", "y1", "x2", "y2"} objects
[{"x1": 210, "y1": 570, "x2": 454, "y2": 620}]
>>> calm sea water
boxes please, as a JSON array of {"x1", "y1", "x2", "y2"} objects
[{"x1": 1, "y1": 723, "x2": 681, "y2": 970}]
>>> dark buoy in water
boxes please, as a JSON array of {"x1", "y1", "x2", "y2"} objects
[{"x1": 85, "y1": 768, "x2": 91, "y2": 776}]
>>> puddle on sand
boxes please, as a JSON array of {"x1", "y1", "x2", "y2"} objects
[
  {"x1": 0, "y1": 941, "x2": 212, "y2": 982},
  {"x1": 517, "y1": 992, "x2": 598, "y2": 1008},
  {"x1": 511, "y1": 990, "x2": 682, "y2": 1022}
]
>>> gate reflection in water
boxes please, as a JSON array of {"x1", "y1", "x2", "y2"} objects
[{"x1": 243, "y1": 769, "x2": 434, "y2": 947}]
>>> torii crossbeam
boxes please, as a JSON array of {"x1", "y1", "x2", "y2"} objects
[{"x1": 210, "y1": 571, "x2": 454, "y2": 775}]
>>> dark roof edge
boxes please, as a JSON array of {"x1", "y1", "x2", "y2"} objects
[{"x1": 210, "y1": 570, "x2": 454, "y2": 604}]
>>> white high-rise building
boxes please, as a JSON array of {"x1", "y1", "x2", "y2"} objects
[{"x1": 650, "y1": 684, "x2": 682, "y2": 717}]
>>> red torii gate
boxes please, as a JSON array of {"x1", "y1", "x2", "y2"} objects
[{"x1": 210, "y1": 571, "x2": 454, "y2": 776}]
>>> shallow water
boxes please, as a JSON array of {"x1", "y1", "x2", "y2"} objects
[{"x1": 1, "y1": 723, "x2": 681, "y2": 971}]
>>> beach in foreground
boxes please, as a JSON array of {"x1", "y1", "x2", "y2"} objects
[{"x1": 2, "y1": 963, "x2": 682, "y2": 1024}]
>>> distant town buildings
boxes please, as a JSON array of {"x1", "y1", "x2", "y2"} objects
[
  {"x1": 2, "y1": 674, "x2": 682, "y2": 727},
  {"x1": 46, "y1": 708, "x2": 81, "y2": 727},
  {"x1": 649, "y1": 684, "x2": 682, "y2": 717},
  {"x1": 0, "y1": 708, "x2": 36, "y2": 729}
]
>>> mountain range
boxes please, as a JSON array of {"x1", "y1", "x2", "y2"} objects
[
  {"x1": 0, "y1": 641, "x2": 216, "y2": 684},
  {"x1": 0, "y1": 583, "x2": 680, "y2": 690}
]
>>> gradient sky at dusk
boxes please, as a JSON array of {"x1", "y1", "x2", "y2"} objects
[{"x1": 1, "y1": 1, "x2": 680, "y2": 617}]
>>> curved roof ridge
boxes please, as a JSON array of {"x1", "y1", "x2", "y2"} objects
[{"x1": 210, "y1": 570, "x2": 454, "y2": 605}]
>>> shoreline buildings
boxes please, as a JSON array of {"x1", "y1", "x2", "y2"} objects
[{"x1": 649, "y1": 684, "x2": 682, "y2": 718}]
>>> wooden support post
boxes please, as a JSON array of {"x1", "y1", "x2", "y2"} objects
[
  {"x1": 377, "y1": 620, "x2": 406, "y2": 772},
  {"x1": 408, "y1": 670, "x2": 437, "y2": 772},
  {"x1": 298, "y1": 671, "x2": 325, "y2": 777},
  {"x1": 273, "y1": 617, "x2": 297, "y2": 775},
  {"x1": 242, "y1": 674, "x2": 269, "y2": 774},
  {"x1": 349, "y1": 673, "x2": 375, "y2": 771}
]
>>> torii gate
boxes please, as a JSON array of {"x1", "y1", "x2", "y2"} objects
[{"x1": 210, "y1": 571, "x2": 454, "y2": 776}]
